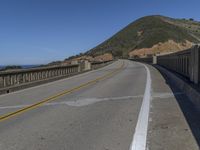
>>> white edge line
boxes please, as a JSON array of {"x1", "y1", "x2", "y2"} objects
[{"x1": 129, "y1": 62, "x2": 152, "y2": 150}]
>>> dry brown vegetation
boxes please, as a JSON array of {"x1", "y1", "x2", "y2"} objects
[{"x1": 129, "y1": 40, "x2": 193, "y2": 58}]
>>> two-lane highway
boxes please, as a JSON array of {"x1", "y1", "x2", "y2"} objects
[
  {"x1": 0, "y1": 60, "x2": 147, "y2": 150},
  {"x1": 0, "y1": 60, "x2": 198, "y2": 150}
]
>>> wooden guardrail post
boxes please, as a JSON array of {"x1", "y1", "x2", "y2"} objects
[{"x1": 189, "y1": 45, "x2": 200, "y2": 84}]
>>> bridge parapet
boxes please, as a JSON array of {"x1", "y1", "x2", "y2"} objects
[
  {"x1": 0, "y1": 64, "x2": 79, "y2": 89},
  {"x1": 130, "y1": 45, "x2": 200, "y2": 84},
  {"x1": 0, "y1": 60, "x2": 112, "y2": 94}
]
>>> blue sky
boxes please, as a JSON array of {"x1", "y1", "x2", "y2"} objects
[{"x1": 0, "y1": 0, "x2": 200, "y2": 65}]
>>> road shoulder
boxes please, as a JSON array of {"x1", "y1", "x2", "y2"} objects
[{"x1": 146, "y1": 64, "x2": 199, "y2": 150}]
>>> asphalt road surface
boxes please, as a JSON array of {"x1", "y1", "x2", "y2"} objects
[{"x1": 0, "y1": 60, "x2": 198, "y2": 150}]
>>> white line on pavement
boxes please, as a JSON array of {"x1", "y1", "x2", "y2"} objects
[
  {"x1": 129, "y1": 62, "x2": 152, "y2": 150},
  {"x1": 0, "y1": 92, "x2": 183, "y2": 110},
  {"x1": 0, "y1": 96, "x2": 141, "y2": 110}
]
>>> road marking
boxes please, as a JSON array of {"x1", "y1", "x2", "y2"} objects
[
  {"x1": 129, "y1": 62, "x2": 152, "y2": 150},
  {"x1": 0, "y1": 61, "x2": 124, "y2": 122},
  {"x1": 0, "y1": 92, "x2": 183, "y2": 110},
  {"x1": 0, "y1": 95, "x2": 140, "y2": 109},
  {"x1": 0, "y1": 96, "x2": 138, "y2": 109}
]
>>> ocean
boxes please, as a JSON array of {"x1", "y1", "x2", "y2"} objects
[{"x1": 0, "y1": 65, "x2": 40, "y2": 69}]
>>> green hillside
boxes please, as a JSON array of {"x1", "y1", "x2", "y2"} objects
[{"x1": 86, "y1": 15, "x2": 200, "y2": 57}]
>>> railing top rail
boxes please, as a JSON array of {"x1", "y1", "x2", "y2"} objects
[{"x1": 158, "y1": 48, "x2": 191, "y2": 58}]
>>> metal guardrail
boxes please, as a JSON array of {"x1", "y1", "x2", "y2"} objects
[{"x1": 130, "y1": 45, "x2": 200, "y2": 84}]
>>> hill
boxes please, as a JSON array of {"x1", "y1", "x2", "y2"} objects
[{"x1": 86, "y1": 15, "x2": 200, "y2": 58}]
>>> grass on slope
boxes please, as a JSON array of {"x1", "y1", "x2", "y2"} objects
[{"x1": 87, "y1": 16, "x2": 198, "y2": 57}]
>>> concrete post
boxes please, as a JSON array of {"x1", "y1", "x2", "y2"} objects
[
  {"x1": 39, "y1": 72, "x2": 41, "y2": 80},
  {"x1": 34, "y1": 73, "x2": 36, "y2": 80},
  {"x1": 40, "y1": 71, "x2": 44, "y2": 79},
  {"x1": 35, "y1": 72, "x2": 37, "y2": 80},
  {"x1": 22, "y1": 73, "x2": 25, "y2": 83},
  {"x1": 189, "y1": 45, "x2": 200, "y2": 84},
  {"x1": 29, "y1": 73, "x2": 31, "y2": 81},
  {"x1": 49, "y1": 70, "x2": 52, "y2": 78},
  {"x1": 45, "y1": 71, "x2": 47, "y2": 78},
  {"x1": 36, "y1": 72, "x2": 37, "y2": 80},
  {"x1": 13, "y1": 75, "x2": 16, "y2": 84},
  {"x1": 28, "y1": 73, "x2": 30, "y2": 81},
  {"x1": 5, "y1": 75, "x2": 9, "y2": 86},
  {"x1": 84, "y1": 61, "x2": 91, "y2": 71},
  {"x1": 32, "y1": 73, "x2": 34, "y2": 81},
  {"x1": 79, "y1": 60, "x2": 91, "y2": 72},
  {"x1": 0, "y1": 76, "x2": 3, "y2": 88},
  {"x1": 10, "y1": 75, "x2": 14, "y2": 85},
  {"x1": 16, "y1": 74, "x2": 19, "y2": 84},
  {"x1": 3, "y1": 76, "x2": 6, "y2": 87},
  {"x1": 38, "y1": 72, "x2": 40, "y2": 80},
  {"x1": 65, "y1": 68, "x2": 67, "y2": 74},
  {"x1": 153, "y1": 55, "x2": 157, "y2": 64}
]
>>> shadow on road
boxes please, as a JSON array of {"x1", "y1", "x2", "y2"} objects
[{"x1": 157, "y1": 68, "x2": 200, "y2": 147}]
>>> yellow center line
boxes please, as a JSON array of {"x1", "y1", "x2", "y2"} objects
[{"x1": 0, "y1": 61, "x2": 125, "y2": 122}]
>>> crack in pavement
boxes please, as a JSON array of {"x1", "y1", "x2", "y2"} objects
[{"x1": 0, "y1": 92, "x2": 184, "y2": 110}]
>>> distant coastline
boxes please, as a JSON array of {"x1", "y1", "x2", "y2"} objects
[{"x1": 0, "y1": 65, "x2": 40, "y2": 69}]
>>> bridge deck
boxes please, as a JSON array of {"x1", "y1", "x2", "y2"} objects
[{"x1": 0, "y1": 60, "x2": 198, "y2": 150}]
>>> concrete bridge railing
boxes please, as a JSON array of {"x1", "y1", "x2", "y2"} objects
[
  {"x1": 0, "y1": 60, "x2": 112, "y2": 94},
  {"x1": 0, "y1": 64, "x2": 79, "y2": 88},
  {"x1": 130, "y1": 45, "x2": 200, "y2": 84}
]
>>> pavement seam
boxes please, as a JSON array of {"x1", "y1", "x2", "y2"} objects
[
  {"x1": 0, "y1": 95, "x2": 140, "y2": 109},
  {"x1": 0, "y1": 93, "x2": 184, "y2": 110}
]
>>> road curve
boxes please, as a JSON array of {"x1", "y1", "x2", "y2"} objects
[{"x1": 0, "y1": 60, "x2": 198, "y2": 150}]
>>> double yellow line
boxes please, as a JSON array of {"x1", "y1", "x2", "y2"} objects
[{"x1": 0, "y1": 61, "x2": 125, "y2": 122}]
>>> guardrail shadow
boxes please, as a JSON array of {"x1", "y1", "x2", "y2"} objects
[{"x1": 157, "y1": 68, "x2": 200, "y2": 147}]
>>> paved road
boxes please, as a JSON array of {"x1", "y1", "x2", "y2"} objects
[{"x1": 0, "y1": 60, "x2": 198, "y2": 150}]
